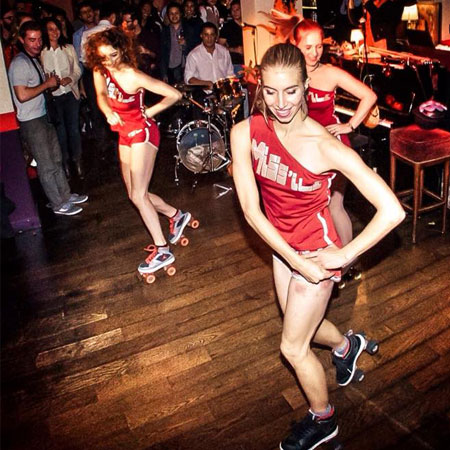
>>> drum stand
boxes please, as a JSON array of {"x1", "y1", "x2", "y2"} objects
[{"x1": 174, "y1": 95, "x2": 233, "y2": 196}]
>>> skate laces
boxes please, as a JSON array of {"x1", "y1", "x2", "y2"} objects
[
  {"x1": 169, "y1": 217, "x2": 176, "y2": 234},
  {"x1": 143, "y1": 245, "x2": 158, "y2": 263}
]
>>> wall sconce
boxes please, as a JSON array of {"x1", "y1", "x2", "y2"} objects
[{"x1": 401, "y1": 4, "x2": 419, "y2": 29}]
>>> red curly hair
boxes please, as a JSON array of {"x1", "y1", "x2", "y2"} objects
[{"x1": 84, "y1": 27, "x2": 137, "y2": 73}]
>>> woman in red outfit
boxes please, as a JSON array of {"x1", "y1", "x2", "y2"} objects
[
  {"x1": 293, "y1": 20, "x2": 377, "y2": 258},
  {"x1": 85, "y1": 28, "x2": 193, "y2": 276},
  {"x1": 231, "y1": 43, "x2": 404, "y2": 450}
]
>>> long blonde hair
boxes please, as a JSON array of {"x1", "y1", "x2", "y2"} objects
[{"x1": 252, "y1": 43, "x2": 308, "y2": 123}]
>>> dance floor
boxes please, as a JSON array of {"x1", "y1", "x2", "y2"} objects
[{"x1": 2, "y1": 134, "x2": 449, "y2": 450}]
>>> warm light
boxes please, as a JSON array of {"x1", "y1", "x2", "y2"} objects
[
  {"x1": 401, "y1": 5, "x2": 419, "y2": 22},
  {"x1": 350, "y1": 29, "x2": 364, "y2": 44}
]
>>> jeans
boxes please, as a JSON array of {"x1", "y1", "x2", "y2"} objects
[
  {"x1": 19, "y1": 115, "x2": 71, "y2": 210},
  {"x1": 53, "y1": 92, "x2": 82, "y2": 165}
]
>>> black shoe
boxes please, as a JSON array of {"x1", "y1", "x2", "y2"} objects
[
  {"x1": 332, "y1": 332, "x2": 365, "y2": 386},
  {"x1": 280, "y1": 410, "x2": 338, "y2": 450}
]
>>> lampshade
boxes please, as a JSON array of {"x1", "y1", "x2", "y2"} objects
[
  {"x1": 350, "y1": 29, "x2": 364, "y2": 43},
  {"x1": 401, "y1": 5, "x2": 419, "y2": 21}
]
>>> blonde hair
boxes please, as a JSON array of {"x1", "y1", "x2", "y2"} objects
[{"x1": 252, "y1": 43, "x2": 308, "y2": 123}]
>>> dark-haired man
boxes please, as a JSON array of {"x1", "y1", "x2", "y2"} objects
[
  {"x1": 72, "y1": 1, "x2": 96, "y2": 61},
  {"x1": 161, "y1": 2, "x2": 186, "y2": 84},
  {"x1": 8, "y1": 22, "x2": 88, "y2": 215},
  {"x1": 184, "y1": 21, "x2": 233, "y2": 88}
]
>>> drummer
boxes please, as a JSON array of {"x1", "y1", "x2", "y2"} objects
[{"x1": 184, "y1": 21, "x2": 234, "y2": 118}]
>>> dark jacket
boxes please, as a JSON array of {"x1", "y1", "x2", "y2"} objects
[{"x1": 160, "y1": 24, "x2": 187, "y2": 81}]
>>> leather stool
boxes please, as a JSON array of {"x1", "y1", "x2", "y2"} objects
[{"x1": 390, "y1": 124, "x2": 450, "y2": 243}]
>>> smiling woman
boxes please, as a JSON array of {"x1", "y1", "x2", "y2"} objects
[
  {"x1": 41, "y1": 17, "x2": 83, "y2": 177},
  {"x1": 230, "y1": 43, "x2": 405, "y2": 450}
]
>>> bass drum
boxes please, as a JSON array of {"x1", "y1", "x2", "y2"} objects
[{"x1": 176, "y1": 120, "x2": 226, "y2": 173}]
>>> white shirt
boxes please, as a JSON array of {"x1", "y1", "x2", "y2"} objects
[
  {"x1": 80, "y1": 20, "x2": 113, "y2": 64},
  {"x1": 41, "y1": 44, "x2": 82, "y2": 98},
  {"x1": 184, "y1": 43, "x2": 234, "y2": 85}
]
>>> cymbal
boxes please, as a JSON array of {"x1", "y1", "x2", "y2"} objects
[{"x1": 174, "y1": 83, "x2": 203, "y2": 92}]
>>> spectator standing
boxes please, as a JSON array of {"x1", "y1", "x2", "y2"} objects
[
  {"x1": 199, "y1": 0, "x2": 220, "y2": 28},
  {"x1": 8, "y1": 22, "x2": 88, "y2": 216},
  {"x1": 122, "y1": 7, "x2": 160, "y2": 77},
  {"x1": 182, "y1": 0, "x2": 202, "y2": 55},
  {"x1": 72, "y1": 1, "x2": 97, "y2": 61},
  {"x1": 150, "y1": 0, "x2": 165, "y2": 31},
  {"x1": 218, "y1": 0, "x2": 243, "y2": 75},
  {"x1": 41, "y1": 17, "x2": 83, "y2": 178},
  {"x1": 80, "y1": 2, "x2": 117, "y2": 147},
  {"x1": 161, "y1": 2, "x2": 186, "y2": 84}
]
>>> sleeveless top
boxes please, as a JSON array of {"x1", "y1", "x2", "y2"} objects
[
  {"x1": 307, "y1": 86, "x2": 351, "y2": 147},
  {"x1": 249, "y1": 114, "x2": 341, "y2": 252},
  {"x1": 104, "y1": 69, "x2": 147, "y2": 133}
]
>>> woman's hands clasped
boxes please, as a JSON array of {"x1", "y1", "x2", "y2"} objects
[
  {"x1": 306, "y1": 245, "x2": 349, "y2": 272},
  {"x1": 292, "y1": 254, "x2": 335, "y2": 284}
]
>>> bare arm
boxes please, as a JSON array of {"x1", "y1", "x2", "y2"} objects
[
  {"x1": 93, "y1": 69, "x2": 123, "y2": 126},
  {"x1": 187, "y1": 76, "x2": 213, "y2": 89},
  {"x1": 231, "y1": 120, "x2": 334, "y2": 283},
  {"x1": 13, "y1": 76, "x2": 58, "y2": 103},
  {"x1": 309, "y1": 138, "x2": 405, "y2": 269},
  {"x1": 131, "y1": 70, "x2": 182, "y2": 118},
  {"x1": 326, "y1": 66, "x2": 377, "y2": 136}
]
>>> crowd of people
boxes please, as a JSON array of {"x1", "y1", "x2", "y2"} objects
[
  {"x1": 2, "y1": 0, "x2": 244, "y2": 217},
  {"x1": 2, "y1": 2, "x2": 408, "y2": 449}
]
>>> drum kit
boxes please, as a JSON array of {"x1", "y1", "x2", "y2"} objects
[{"x1": 168, "y1": 77, "x2": 245, "y2": 187}]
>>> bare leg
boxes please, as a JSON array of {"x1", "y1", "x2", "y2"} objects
[
  {"x1": 118, "y1": 143, "x2": 176, "y2": 245},
  {"x1": 274, "y1": 258, "x2": 338, "y2": 412},
  {"x1": 273, "y1": 257, "x2": 346, "y2": 351},
  {"x1": 329, "y1": 173, "x2": 352, "y2": 247}
]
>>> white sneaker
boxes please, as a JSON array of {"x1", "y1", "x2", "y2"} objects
[
  {"x1": 68, "y1": 193, "x2": 88, "y2": 204},
  {"x1": 54, "y1": 202, "x2": 83, "y2": 216}
]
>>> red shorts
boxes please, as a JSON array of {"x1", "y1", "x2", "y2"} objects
[{"x1": 116, "y1": 119, "x2": 160, "y2": 148}]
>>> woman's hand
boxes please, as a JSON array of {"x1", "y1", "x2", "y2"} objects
[
  {"x1": 326, "y1": 122, "x2": 353, "y2": 136},
  {"x1": 306, "y1": 245, "x2": 349, "y2": 271},
  {"x1": 106, "y1": 111, "x2": 123, "y2": 126},
  {"x1": 292, "y1": 255, "x2": 335, "y2": 284}
]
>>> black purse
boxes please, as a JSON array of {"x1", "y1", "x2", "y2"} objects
[{"x1": 25, "y1": 53, "x2": 60, "y2": 125}]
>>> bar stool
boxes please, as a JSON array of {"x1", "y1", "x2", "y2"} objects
[{"x1": 390, "y1": 124, "x2": 450, "y2": 243}]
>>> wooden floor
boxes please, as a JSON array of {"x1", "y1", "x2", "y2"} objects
[{"x1": 2, "y1": 134, "x2": 450, "y2": 450}]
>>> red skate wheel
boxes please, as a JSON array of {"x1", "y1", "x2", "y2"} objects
[
  {"x1": 166, "y1": 265, "x2": 176, "y2": 276},
  {"x1": 180, "y1": 236, "x2": 189, "y2": 246},
  {"x1": 144, "y1": 273, "x2": 156, "y2": 284},
  {"x1": 190, "y1": 219, "x2": 199, "y2": 229}
]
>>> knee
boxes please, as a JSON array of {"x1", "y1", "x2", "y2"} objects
[
  {"x1": 280, "y1": 339, "x2": 309, "y2": 366},
  {"x1": 129, "y1": 190, "x2": 147, "y2": 207}
]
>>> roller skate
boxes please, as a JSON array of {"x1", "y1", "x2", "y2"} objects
[
  {"x1": 338, "y1": 266, "x2": 362, "y2": 290},
  {"x1": 280, "y1": 408, "x2": 342, "y2": 450},
  {"x1": 137, "y1": 245, "x2": 176, "y2": 284},
  {"x1": 168, "y1": 210, "x2": 199, "y2": 247},
  {"x1": 332, "y1": 330, "x2": 379, "y2": 386}
]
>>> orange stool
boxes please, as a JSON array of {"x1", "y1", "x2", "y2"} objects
[{"x1": 390, "y1": 124, "x2": 450, "y2": 243}]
